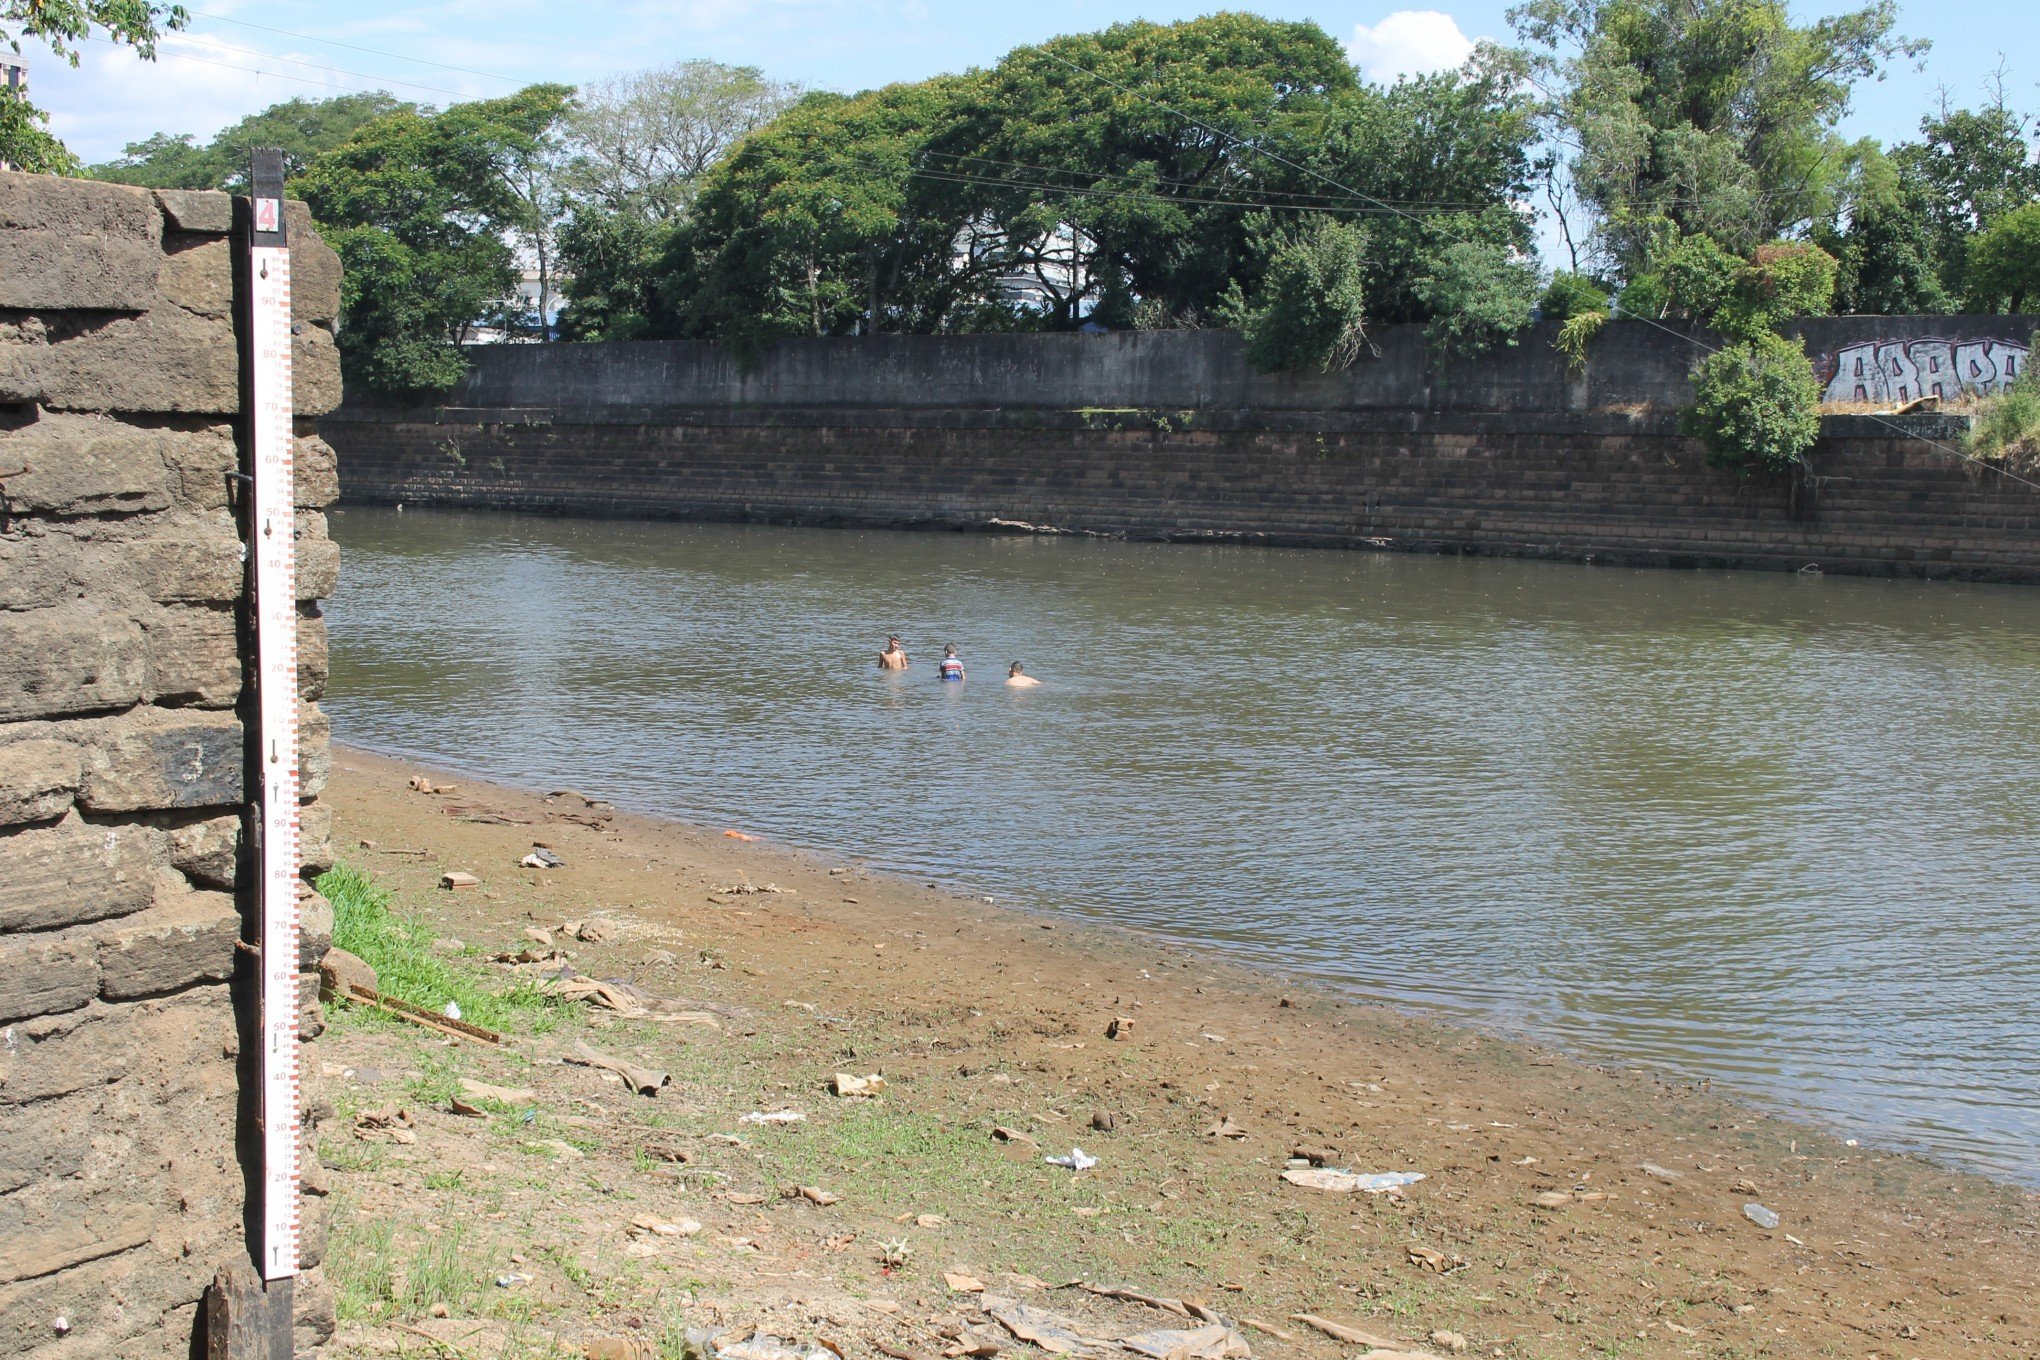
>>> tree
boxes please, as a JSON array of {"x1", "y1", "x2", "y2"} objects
[
  {"x1": 1888, "y1": 92, "x2": 2040, "y2": 298},
  {"x1": 564, "y1": 61, "x2": 801, "y2": 219},
  {"x1": 3, "y1": 0, "x2": 185, "y2": 170},
  {"x1": 1965, "y1": 204, "x2": 2040, "y2": 312},
  {"x1": 90, "y1": 92, "x2": 414, "y2": 190},
  {"x1": 661, "y1": 15, "x2": 1537, "y2": 352},
  {"x1": 1826, "y1": 175, "x2": 1954, "y2": 314},
  {"x1": 294, "y1": 85, "x2": 573, "y2": 397},
  {"x1": 1684, "y1": 331, "x2": 1823, "y2": 474},
  {"x1": 1415, "y1": 241, "x2": 1541, "y2": 359},
  {"x1": 1226, "y1": 215, "x2": 1369, "y2": 372},
  {"x1": 1512, "y1": 0, "x2": 1922, "y2": 275},
  {"x1": 555, "y1": 204, "x2": 673, "y2": 340}
]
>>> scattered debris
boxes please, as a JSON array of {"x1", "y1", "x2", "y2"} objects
[
  {"x1": 984, "y1": 1298, "x2": 1109, "y2": 1355},
  {"x1": 494, "y1": 1273, "x2": 531, "y2": 1289},
  {"x1": 564, "y1": 917, "x2": 612, "y2": 941},
  {"x1": 1405, "y1": 1244, "x2": 1464, "y2": 1273},
  {"x1": 1119, "y1": 1324, "x2": 1249, "y2": 1360},
  {"x1": 1289, "y1": 1315, "x2": 1405, "y2": 1349},
  {"x1": 627, "y1": 1215, "x2": 701, "y2": 1238},
  {"x1": 520, "y1": 848, "x2": 564, "y2": 870},
  {"x1": 1106, "y1": 1017, "x2": 1133, "y2": 1040},
  {"x1": 946, "y1": 1273, "x2": 988, "y2": 1293},
  {"x1": 1280, "y1": 1168, "x2": 1424, "y2": 1194},
  {"x1": 739, "y1": 1110, "x2": 807, "y2": 1125},
  {"x1": 1238, "y1": 1321, "x2": 1293, "y2": 1343},
  {"x1": 1045, "y1": 1148, "x2": 1098, "y2": 1171},
  {"x1": 440, "y1": 871, "x2": 481, "y2": 891},
  {"x1": 353, "y1": 1105, "x2": 416, "y2": 1144},
  {"x1": 1744, "y1": 1202, "x2": 1781, "y2": 1230},
  {"x1": 317, "y1": 947, "x2": 378, "y2": 1002},
  {"x1": 831, "y1": 1072, "x2": 887, "y2": 1098},
  {"x1": 785, "y1": 1185, "x2": 841, "y2": 1206},
  {"x1": 567, "y1": 1040, "x2": 670, "y2": 1095},
  {"x1": 724, "y1": 829, "x2": 758, "y2": 841},
  {"x1": 1428, "y1": 1330, "x2": 1470, "y2": 1354},
  {"x1": 1641, "y1": 1162, "x2": 1684, "y2": 1182},
  {"x1": 1204, "y1": 1117, "x2": 1247, "y2": 1140},
  {"x1": 1289, "y1": 1145, "x2": 1338, "y2": 1167},
  {"x1": 1090, "y1": 1111, "x2": 1117, "y2": 1132},
  {"x1": 990, "y1": 1126, "x2": 1039, "y2": 1147},
  {"x1": 409, "y1": 776, "x2": 459, "y2": 794},
  {"x1": 459, "y1": 1078, "x2": 535, "y2": 1105},
  {"x1": 585, "y1": 1338, "x2": 659, "y2": 1360},
  {"x1": 1533, "y1": 1191, "x2": 1573, "y2": 1208}
]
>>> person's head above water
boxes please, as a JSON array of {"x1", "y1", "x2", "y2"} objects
[
  {"x1": 886, "y1": 635, "x2": 902, "y2": 648},
  {"x1": 1008, "y1": 662, "x2": 1025, "y2": 676},
  {"x1": 944, "y1": 645, "x2": 958, "y2": 657}
]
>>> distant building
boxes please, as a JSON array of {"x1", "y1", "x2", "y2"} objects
[
  {"x1": 469, "y1": 267, "x2": 569, "y2": 344},
  {"x1": 1, "y1": 57, "x2": 27, "y2": 174}
]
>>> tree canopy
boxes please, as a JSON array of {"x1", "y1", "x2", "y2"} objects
[
  {"x1": 90, "y1": 92, "x2": 413, "y2": 190},
  {"x1": 2, "y1": 0, "x2": 184, "y2": 171},
  {"x1": 654, "y1": 14, "x2": 1537, "y2": 361},
  {"x1": 293, "y1": 85, "x2": 573, "y2": 397}
]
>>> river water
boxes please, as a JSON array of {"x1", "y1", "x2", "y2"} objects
[{"x1": 327, "y1": 507, "x2": 2040, "y2": 1182}]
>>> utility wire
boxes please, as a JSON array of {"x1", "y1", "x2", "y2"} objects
[
  {"x1": 137, "y1": 32, "x2": 475, "y2": 99},
  {"x1": 1043, "y1": 50, "x2": 2040, "y2": 496},
  {"x1": 189, "y1": 10, "x2": 523, "y2": 85}
]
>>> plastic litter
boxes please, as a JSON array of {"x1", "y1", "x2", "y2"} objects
[
  {"x1": 494, "y1": 1272, "x2": 532, "y2": 1288},
  {"x1": 442, "y1": 1000, "x2": 462, "y2": 1020},
  {"x1": 521, "y1": 848, "x2": 564, "y2": 869},
  {"x1": 1045, "y1": 1147, "x2": 1098, "y2": 1171},
  {"x1": 1280, "y1": 1168, "x2": 1426, "y2": 1193},
  {"x1": 739, "y1": 1109, "x2": 807, "y2": 1125},
  {"x1": 1743, "y1": 1202, "x2": 1781, "y2": 1229}
]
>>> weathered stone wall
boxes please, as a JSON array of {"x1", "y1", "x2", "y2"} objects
[
  {"x1": 327, "y1": 318, "x2": 2040, "y2": 583},
  {"x1": 0, "y1": 173, "x2": 342, "y2": 1356}
]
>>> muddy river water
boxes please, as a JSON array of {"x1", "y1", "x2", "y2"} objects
[{"x1": 328, "y1": 507, "x2": 2040, "y2": 1182}]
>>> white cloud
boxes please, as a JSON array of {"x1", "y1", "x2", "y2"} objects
[{"x1": 1347, "y1": 11, "x2": 1477, "y2": 86}]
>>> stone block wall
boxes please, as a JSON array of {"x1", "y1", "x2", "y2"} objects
[
  {"x1": 0, "y1": 172, "x2": 342, "y2": 1357},
  {"x1": 328, "y1": 406, "x2": 2040, "y2": 583}
]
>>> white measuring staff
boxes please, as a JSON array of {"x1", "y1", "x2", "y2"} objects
[{"x1": 247, "y1": 151, "x2": 302, "y2": 1286}]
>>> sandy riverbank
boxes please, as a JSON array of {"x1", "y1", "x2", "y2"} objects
[{"x1": 317, "y1": 745, "x2": 2038, "y2": 1360}]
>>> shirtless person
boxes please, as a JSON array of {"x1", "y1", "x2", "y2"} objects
[
  {"x1": 878, "y1": 636, "x2": 910, "y2": 670},
  {"x1": 1005, "y1": 662, "x2": 1042, "y2": 688}
]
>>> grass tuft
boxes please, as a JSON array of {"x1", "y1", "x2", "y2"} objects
[{"x1": 318, "y1": 863, "x2": 572, "y2": 1034}]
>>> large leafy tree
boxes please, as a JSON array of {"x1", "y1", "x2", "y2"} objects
[
  {"x1": 1511, "y1": 0, "x2": 1921, "y2": 276},
  {"x1": 293, "y1": 85, "x2": 572, "y2": 397},
  {"x1": 91, "y1": 92, "x2": 412, "y2": 190},
  {"x1": 3, "y1": 0, "x2": 185, "y2": 170},
  {"x1": 564, "y1": 60, "x2": 801, "y2": 219},
  {"x1": 1887, "y1": 95, "x2": 2040, "y2": 300},
  {"x1": 661, "y1": 15, "x2": 1536, "y2": 360}
]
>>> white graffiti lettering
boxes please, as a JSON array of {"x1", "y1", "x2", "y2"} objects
[{"x1": 1820, "y1": 337, "x2": 2028, "y2": 404}]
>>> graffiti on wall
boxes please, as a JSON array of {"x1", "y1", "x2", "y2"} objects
[{"x1": 1817, "y1": 337, "x2": 2028, "y2": 405}]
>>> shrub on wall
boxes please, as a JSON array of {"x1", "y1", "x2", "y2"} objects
[
  {"x1": 1683, "y1": 332, "x2": 1824, "y2": 476},
  {"x1": 1230, "y1": 217, "x2": 1372, "y2": 373},
  {"x1": 1966, "y1": 333, "x2": 2040, "y2": 467},
  {"x1": 1415, "y1": 240, "x2": 1540, "y2": 360}
]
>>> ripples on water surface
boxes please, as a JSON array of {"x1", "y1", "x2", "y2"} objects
[{"x1": 329, "y1": 508, "x2": 2040, "y2": 1181}]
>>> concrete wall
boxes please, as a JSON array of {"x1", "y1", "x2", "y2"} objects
[
  {"x1": 0, "y1": 172, "x2": 342, "y2": 1357},
  {"x1": 350, "y1": 315, "x2": 2037, "y2": 416},
  {"x1": 328, "y1": 317, "x2": 2040, "y2": 583}
]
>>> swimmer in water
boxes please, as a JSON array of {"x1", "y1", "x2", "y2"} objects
[
  {"x1": 937, "y1": 645, "x2": 966, "y2": 682},
  {"x1": 878, "y1": 635, "x2": 909, "y2": 670},
  {"x1": 1005, "y1": 662, "x2": 1042, "y2": 688}
]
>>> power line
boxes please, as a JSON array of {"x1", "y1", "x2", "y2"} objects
[
  {"x1": 189, "y1": 10, "x2": 522, "y2": 86},
  {"x1": 150, "y1": 32, "x2": 477, "y2": 100},
  {"x1": 76, "y1": 35, "x2": 434, "y2": 100}
]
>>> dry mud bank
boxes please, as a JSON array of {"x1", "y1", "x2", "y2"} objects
[{"x1": 319, "y1": 747, "x2": 2037, "y2": 1360}]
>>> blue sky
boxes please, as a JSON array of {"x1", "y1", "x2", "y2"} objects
[{"x1": 21, "y1": 1, "x2": 2035, "y2": 168}]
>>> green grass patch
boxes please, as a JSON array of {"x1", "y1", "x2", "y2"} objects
[
  {"x1": 318, "y1": 863, "x2": 571, "y2": 1034},
  {"x1": 1968, "y1": 376, "x2": 2040, "y2": 468}
]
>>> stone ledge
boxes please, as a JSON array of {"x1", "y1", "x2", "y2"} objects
[
  {"x1": 153, "y1": 189, "x2": 233, "y2": 236},
  {"x1": 0, "y1": 814, "x2": 159, "y2": 933},
  {"x1": 96, "y1": 880, "x2": 240, "y2": 1000},
  {"x1": 0, "y1": 229, "x2": 164, "y2": 312},
  {"x1": 0, "y1": 172, "x2": 158, "y2": 238}
]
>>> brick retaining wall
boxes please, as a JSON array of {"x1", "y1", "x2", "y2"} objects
[
  {"x1": 327, "y1": 404, "x2": 2040, "y2": 583},
  {"x1": 0, "y1": 171, "x2": 342, "y2": 1356}
]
